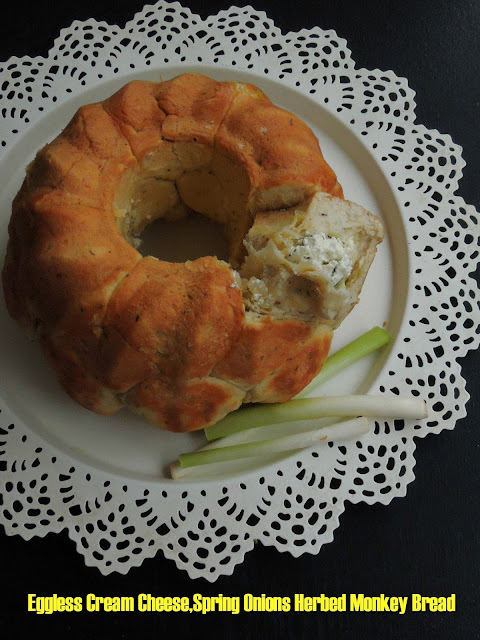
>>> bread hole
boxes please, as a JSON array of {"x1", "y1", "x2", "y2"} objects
[{"x1": 138, "y1": 210, "x2": 229, "y2": 263}]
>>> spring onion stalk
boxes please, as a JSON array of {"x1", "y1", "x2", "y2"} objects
[
  {"x1": 205, "y1": 417, "x2": 340, "y2": 448},
  {"x1": 170, "y1": 418, "x2": 339, "y2": 479},
  {"x1": 205, "y1": 394, "x2": 427, "y2": 441},
  {"x1": 296, "y1": 326, "x2": 391, "y2": 398},
  {"x1": 170, "y1": 452, "x2": 290, "y2": 481},
  {"x1": 175, "y1": 417, "x2": 370, "y2": 474}
]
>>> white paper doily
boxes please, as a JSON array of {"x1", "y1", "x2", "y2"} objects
[{"x1": 0, "y1": 2, "x2": 479, "y2": 581}]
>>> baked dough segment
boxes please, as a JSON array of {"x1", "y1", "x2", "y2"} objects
[
  {"x1": 15, "y1": 198, "x2": 138, "y2": 323},
  {"x1": 216, "y1": 81, "x2": 343, "y2": 203},
  {"x1": 244, "y1": 323, "x2": 332, "y2": 403},
  {"x1": 212, "y1": 314, "x2": 333, "y2": 396},
  {"x1": 4, "y1": 194, "x2": 142, "y2": 415},
  {"x1": 3, "y1": 95, "x2": 142, "y2": 414},
  {"x1": 102, "y1": 80, "x2": 168, "y2": 159},
  {"x1": 121, "y1": 375, "x2": 246, "y2": 433},
  {"x1": 35, "y1": 102, "x2": 137, "y2": 210},
  {"x1": 41, "y1": 334, "x2": 124, "y2": 415},
  {"x1": 155, "y1": 73, "x2": 236, "y2": 144},
  {"x1": 96, "y1": 255, "x2": 245, "y2": 391},
  {"x1": 4, "y1": 98, "x2": 141, "y2": 337}
]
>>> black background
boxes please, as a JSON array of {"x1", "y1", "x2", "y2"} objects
[{"x1": 1, "y1": 1, "x2": 479, "y2": 638}]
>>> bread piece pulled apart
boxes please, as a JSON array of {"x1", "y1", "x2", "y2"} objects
[
  {"x1": 2, "y1": 73, "x2": 383, "y2": 432},
  {"x1": 239, "y1": 192, "x2": 385, "y2": 330}
]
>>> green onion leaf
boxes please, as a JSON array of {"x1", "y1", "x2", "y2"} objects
[{"x1": 296, "y1": 326, "x2": 391, "y2": 398}]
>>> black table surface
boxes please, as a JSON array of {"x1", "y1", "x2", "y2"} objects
[{"x1": 1, "y1": 1, "x2": 479, "y2": 638}]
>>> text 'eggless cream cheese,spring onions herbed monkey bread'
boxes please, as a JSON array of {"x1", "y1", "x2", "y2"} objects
[{"x1": 2, "y1": 74, "x2": 384, "y2": 432}]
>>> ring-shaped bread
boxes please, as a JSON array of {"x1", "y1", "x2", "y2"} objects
[{"x1": 2, "y1": 74, "x2": 383, "y2": 432}]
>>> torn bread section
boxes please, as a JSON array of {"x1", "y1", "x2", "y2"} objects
[{"x1": 238, "y1": 192, "x2": 385, "y2": 329}]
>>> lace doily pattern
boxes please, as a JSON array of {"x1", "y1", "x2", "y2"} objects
[{"x1": 1, "y1": 2, "x2": 479, "y2": 581}]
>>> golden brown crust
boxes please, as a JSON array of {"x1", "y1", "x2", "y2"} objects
[
  {"x1": 243, "y1": 323, "x2": 333, "y2": 403},
  {"x1": 97, "y1": 256, "x2": 245, "y2": 387},
  {"x1": 41, "y1": 334, "x2": 123, "y2": 415},
  {"x1": 212, "y1": 314, "x2": 331, "y2": 386},
  {"x1": 213, "y1": 316, "x2": 333, "y2": 403},
  {"x1": 216, "y1": 82, "x2": 341, "y2": 196},
  {"x1": 2, "y1": 73, "x2": 352, "y2": 432},
  {"x1": 122, "y1": 376, "x2": 246, "y2": 433}
]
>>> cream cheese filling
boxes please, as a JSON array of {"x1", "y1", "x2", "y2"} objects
[{"x1": 286, "y1": 232, "x2": 355, "y2": 287}]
